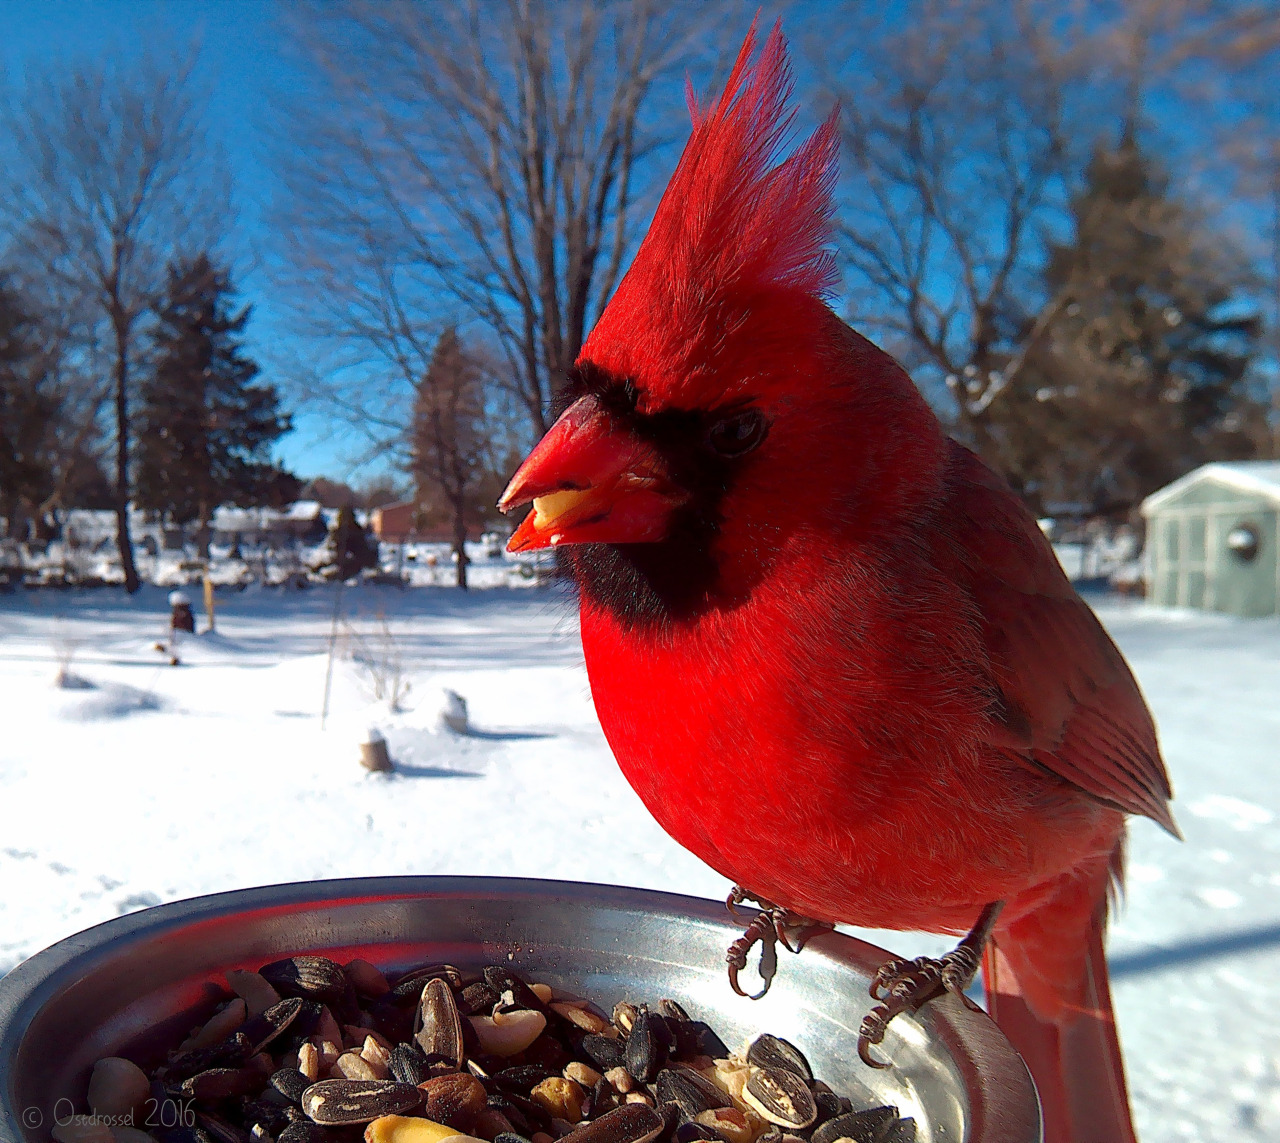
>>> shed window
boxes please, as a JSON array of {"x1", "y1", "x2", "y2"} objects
[
  {"x1": 1188, "y1": 516, "x2": 1206, "y2": 560},
  {"x1": 1164, "y1": 519, "x2": 1180, "y2": 563}
]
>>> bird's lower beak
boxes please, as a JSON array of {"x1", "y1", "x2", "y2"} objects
[{"x1": 498, "y1": 395, "x2": 687, "y2": 553}]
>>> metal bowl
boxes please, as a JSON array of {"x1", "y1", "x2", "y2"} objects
[{"x1": 0, "y1": 877, "x2": 1039, "y2": 1143}]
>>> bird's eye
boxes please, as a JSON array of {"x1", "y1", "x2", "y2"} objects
[{"x1": 707, "y1": 410, "x2": 768, "y2": 457}]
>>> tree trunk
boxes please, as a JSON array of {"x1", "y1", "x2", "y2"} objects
[
  {"x1": 452, "y1": 500, "x2": 469, "y2": 591},
  {"x1": 113, "y1": 318, "x2": 140, "y2": 593},
  {"x1": 197, "y1": 502, "x2": 212, "y2": 559}
]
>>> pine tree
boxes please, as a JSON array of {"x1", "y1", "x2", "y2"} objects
[
  {"x1": 0, "y1": 276, "x2": 60, "y2": 537},
  {"x1": 317, "y1": 505, "x2": 379, "y2": 581},
  {"x1": 135, "y1": 255, "x2": 297, "y2": 550},
  {"x1": 989, "y1": 128, "x2": 1264, "y2": 514},
  {"x1": 410, "y1": 328, "x2": 493, "y2": 590}
]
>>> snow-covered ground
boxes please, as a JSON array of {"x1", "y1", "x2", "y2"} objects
[{"x1": 0, "y1": 585, "x2": 1277, "y2": 1141}]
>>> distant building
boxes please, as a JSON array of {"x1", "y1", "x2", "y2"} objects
[
  {"x1": 1141, "y1": 462, "x2": 1280, "y2": 617},
  {"x1": 370, "y1": 501, "x2": 418, "y2": 542}
]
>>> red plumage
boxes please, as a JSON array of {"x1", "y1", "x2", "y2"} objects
[{"x1": 501, "y1": 22, "x2": 1175, "y2": 1143}]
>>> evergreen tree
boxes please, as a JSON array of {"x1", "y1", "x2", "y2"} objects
[
  {"x1": 135, "y1": 254, "x2": 297, "y2": 549},
  {"x1": 410, "y1": 328, "x2": 494, "y2": 590},
  {"x1": 989, "y1": 128, "x2": 1263, "y2": 514},
  {"x1": 0, "y1": 276, "x2": 60, "y2": 537},
  {"x1": 317, "y1": 505, "x2": 379, "y2": 581}
]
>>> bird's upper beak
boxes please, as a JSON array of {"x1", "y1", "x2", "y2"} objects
[{"x1": 498, "y1": 394, "x2": 688, "y2": 553}]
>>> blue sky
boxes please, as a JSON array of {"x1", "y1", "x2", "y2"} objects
[
  {"x1": 3, "y1": 1, "x2": 1273, "y2": 485},
  {"x1": 1, "y1": 0, "x2": 361, "y2": 481}
]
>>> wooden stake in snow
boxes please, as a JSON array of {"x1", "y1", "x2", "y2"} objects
[
  {"x1": 202, "y1": 573, "x2": 216, "y2": 632},
  {"x1": 320, "y1": 580, "x2": 345, "y2": 730},
  {"x1": 360, "y1": 727, "x2": 394, "y2": 772}
]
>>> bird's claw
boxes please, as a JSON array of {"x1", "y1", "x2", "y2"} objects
[
  {"x1": 857, "y1": 945, "x2": 985, "y2": 1068},
  {"x1": 724, "y1": 887, "x2": 833, "y2": 999}
]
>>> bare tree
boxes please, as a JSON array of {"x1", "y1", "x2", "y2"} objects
[
  {"x1": 410, "y1": 329, "x2": 511, "y2": 590},
  {"x1": 276, "y1": 0, "x2": 730, "y2": 456},
  {"x1": 1, "y1": 57, "x2": 226, "y2": 591},
  {"x1": 811, "y1": 0, "x2": 1094, "y2": 456}
]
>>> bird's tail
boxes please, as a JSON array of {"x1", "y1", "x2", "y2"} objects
[{"x1": 982, "y1": 862, "x2": 1136, "y2": 1143}]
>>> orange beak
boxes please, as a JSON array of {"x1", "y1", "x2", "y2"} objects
[{"x1": 498, "y1": 395, "x2": 689, "y2": 553}]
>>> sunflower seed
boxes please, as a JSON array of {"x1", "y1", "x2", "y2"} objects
[
  {"x1": 390, "y1": 964, "x2": 463, "y2": 1005},
  {"x1": 623, "y1": 1012, "x2": 665, "y2": 1084},
  {"x1": 673, "y1": 1125, "x2": 719, "y2": 1143},
  {"x1": 580, "y1": 1036, "x2": 625, "y2": 1074},
  {"x1": 180, "y1": 1068, "x2": 263, "y2": 1101},
  {"x1": 560, "y1": 1105, "x2": 665, "y2": 1143},
  {"x1": 746, "y1": 1035, "x2": 812, "y2": 1084},
  {"x1": 496, "y1": 1065, "x2": 552, "y2": 1094},
  {"x1": 653, "y1": 1069, "x2": 730, "y2": 1121},
  {"x1": 196, "y1": 1114, "x2": 250, "y2": 1143},
  {"x1": 260, "y1": 958, "x2": 350, "y2": 1006},
  {"x1": 270, "y1": 1068, "x2": 311, "y2": 1104},
  {"x1": 416, "y1": 977, "x2": 464, "y2": 1073},
  {"x1": 276, "y1": 1122, "x2": 329, "y2": 1143},
  {"x1": 168, "y1": 1038, "x2": 250, "y2": 1080},
  {"x1": 881, "y1": 1120, "x2": 915, "y2": 1143},
  {"x1": 387, "y1": 1043, "x2": 427, "y2": 1086},
  {"x1": 811, "y1": 1090, "x2": 842, "y2": 1128},
  {"x1": 483, "y1": 968, "x2": 549, "y2": 1015},
  {"x1": 242, "y1": 998, "x2": 306, "y2": 1055},
  {"x1": 458, "y1": 982, "x2": 501, "y2": 1016},
  {"x1": 810, "y1": 1108, "x2": 899, "y2": 1143},
  {"x1": 300, "y1": 1079, "x2": 422, "y2": 1125},
  {"x1": 742, "y1": 1068, "x2": 817, "y2": 1130}
]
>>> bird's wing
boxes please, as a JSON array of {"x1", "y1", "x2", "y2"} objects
[{"x1": 937, "y1": 443, "x2": 1177, "y2": 835}]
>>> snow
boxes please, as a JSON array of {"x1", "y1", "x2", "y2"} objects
[
  {"x1": 1, "y1": 585, "x2": 1278, "y2": 1140},
  {"x1": 1142, "y1": 460, "x2": 1280, "y2": 511}
]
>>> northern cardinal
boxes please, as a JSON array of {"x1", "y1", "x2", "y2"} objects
[{"x1": 500, "y1": 23, "x2": 1175, "y2": 1143}]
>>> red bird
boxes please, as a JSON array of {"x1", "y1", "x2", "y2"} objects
[{"x1": 500, "y1": 23, "x2": 1175, "y2": 1143}]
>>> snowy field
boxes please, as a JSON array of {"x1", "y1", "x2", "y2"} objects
[{"x1": 0, "y1": 584, "x2": 1278, "y2": 1141}]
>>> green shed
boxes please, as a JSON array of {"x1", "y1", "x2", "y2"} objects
[{"x1": 1141, "y1": 462, "x2": 1280, "y2": 617}]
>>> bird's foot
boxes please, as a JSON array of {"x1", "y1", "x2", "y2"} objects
[
  {"x1": 857, "y1": 901, "x2": 1004, "y2": 1069},
  {"x1": 724, "y1": 887, "x2": 834, "y2": 1000}
]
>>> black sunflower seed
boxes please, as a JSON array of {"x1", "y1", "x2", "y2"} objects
[
  {"x1": 495, "y1": 1065, "x2": 551, "y2": 1094},
  {"x1": 812, "y1": 1090, "x2": 842, "y2": 1128},
  {"x1": 591, "y1": 1076, "x2": 620, "y2": 1117},
  {"x1": 180, "y1": 1068, "x2": 263, "y2": 1101},
  {"x1": 388, "y1": 1043, "x2": 428, "y2": 1086},
  {"x1": 259, "y1": 958, "x2": 349, "y2": 1006},
  {"x1": 674, "y1": 1126, "x2": 720, "y2": 1143},
  {"x1": 624, "y1": 1011, "x2": 666, "y2": 1084},
  {"x1": 561, "y1": 1104, "x2": 665, "y2": 1143},
  {"x1": 580, "y1": 1034, "x2": 625, "y2": 1073},
  {"x1": 690, "y1": 1023, "x2": 729, "y2": 1060},
  {"x1": 747, "y1": 1035, "x2": 813, "y2": 1084},
  {"x1": 277, "y1": 1122, "x2": 330, "y2": 1143},
  {"x1": 810, "y1": 1108, "x2": 899, "y2": 1143},
  {"x1": 458, "y1": 982, "x2": 501, "y2": 1016},
  {"x1": 742, "y1": 1067, "x2": 818, "y2": 1130},
  {"x1": 242, "y1": 998, "x2": 305, "y2": 1055},
  {"x1": 654, "y1": 1068, "x2": 730, "y2": 1121},
  {"x1": 482, "y1": 968, "x2": 549, "y2": 1015},
  {"x1": 882, "y1": 1120, "x2": 915, "y2": 1143},
  {"x1": 241, "y1": 1100, "x2": 292, "y2": 1135},
  {"x1": 269, "y1": 1069, "x2": 310, "y2": 1104},
  {"x1": 197, "y1": 1113, "x2": 251, "y2": 1143},
  {"x1": 167, "y1": 1040, "x2": 248, "y2": 1081},
  {"x1": 390, "y1": 965, "x2": 463, "y2": 1005},
  {"x1": 300, "y1": 1079, "x2": 422, "y2": 1125}
]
